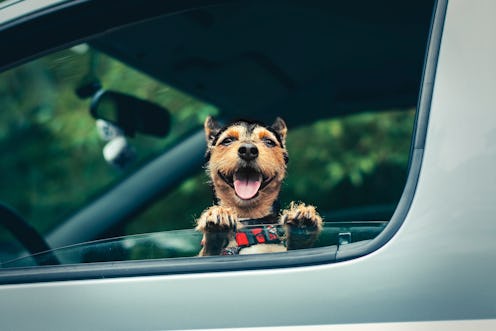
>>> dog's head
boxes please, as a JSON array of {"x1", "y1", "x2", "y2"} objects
[{"x1": 204, "y1": 116, "x2": 288, "y2": 218}]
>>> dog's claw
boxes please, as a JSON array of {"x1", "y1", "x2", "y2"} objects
[
  {"x1": 281, "y1": 202, "x2": 323, "y2": 229},
  {"x1": 195, "y1": 205, "x2": 238, "y2": 232},
  {"x1": 280, "y1": 202, "x2": 323, "y2": 250},
  {"x1": 196, "y1": 205, "x2": 238, "y2": 256}
]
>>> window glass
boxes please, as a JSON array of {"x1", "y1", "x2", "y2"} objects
[
  {"x1": 0, "y1": 46, "x2": 217, "y2": 263},
  {"x1": 0, "y1": 1, "x2": 432, "y2": 267},
  {"x1": 125, "y1": 110, "x2": 414, "y2": 235}
]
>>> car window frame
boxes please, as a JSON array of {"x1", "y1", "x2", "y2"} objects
[{"x1": 0, "y1": 0, "x2": 447, "y2": 284}]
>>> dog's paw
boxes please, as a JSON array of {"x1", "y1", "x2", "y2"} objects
[
  {"x1": 196, "y1": 206, "x2": 237, "y2": 256},
  {"x1": 280, "y1": 202, "x2": 323, "y2": 250},
  {"x1": 195, "y1": 205, "x2": 237, "y2": 233},
  {"x1": 281, "y1": 202, "x2": 323, "y2": 229}
]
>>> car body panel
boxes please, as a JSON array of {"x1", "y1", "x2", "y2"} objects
[
  {"x1": 1, "y1": 0, "x2": 496, "y2": 330},
  {"x1": 0, "y1": 0, "x2": 68, "y2": 22}
]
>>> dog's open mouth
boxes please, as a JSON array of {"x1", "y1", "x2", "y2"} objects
[{"x1": 219, "y1": 168, "x2": 274, "y2": 200}]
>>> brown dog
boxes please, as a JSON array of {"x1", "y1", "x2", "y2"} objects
[{"x1": 196, "y1": 117, "x2": 323, "y2": 256}]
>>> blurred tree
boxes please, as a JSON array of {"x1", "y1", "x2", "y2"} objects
[
  {"x1": 0, "y1": 46, "x2": 217, "y2": 240},
  {"x1": 0, "y1": 44, "x2": 415, "y2": 248},
  {"x1": 125, "y1": 110, "x2": 414, "y2": 234}
]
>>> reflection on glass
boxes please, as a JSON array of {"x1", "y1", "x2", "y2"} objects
[{"x1": 4, "y1": 221, "x2": 386, "y2": 268}]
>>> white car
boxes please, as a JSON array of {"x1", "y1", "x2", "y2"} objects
[{"x1": 0, "y1": 0, "x2": 495, "y2": 330}]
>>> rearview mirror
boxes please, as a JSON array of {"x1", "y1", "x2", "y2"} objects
[{"x1": 90, "y1": 90, "x2": 171, "y2": 137}]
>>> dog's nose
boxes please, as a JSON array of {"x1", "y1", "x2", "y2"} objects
[{"x1": 238, "y1": 143, "x2": 258, "y2": 161}]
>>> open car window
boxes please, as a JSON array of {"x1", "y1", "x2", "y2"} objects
[
  {"x1": 0, "y1": 1, "x2": 434, "y2": 273},
  {"x1": 0, "y1": 45, "x2": 218, "y2": 263},
  {"x1": 4, "y1": 222, "x2": 387, "y2": 267}
]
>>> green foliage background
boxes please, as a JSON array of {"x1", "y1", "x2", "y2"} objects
[
  {"x1": 126, "y1": 109, "x2": 414, "y2": 234},
  {"x1": 0, "y1": 45, "x2": 414, "y2": 247},
  {"x1": 0, "y1": 47, "x2": 217, "y2": 237}
]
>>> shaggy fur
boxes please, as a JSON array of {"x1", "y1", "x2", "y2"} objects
[{"x1": 196, "y1": 117, "x2": 323, "y2": 256}]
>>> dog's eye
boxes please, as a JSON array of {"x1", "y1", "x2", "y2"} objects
[
  {"x1": 220, "y1": 137, "x2": 236, "y2": 146},
  {"x1": 263, "y1": 138, "x2": 277, "y2": 147}
]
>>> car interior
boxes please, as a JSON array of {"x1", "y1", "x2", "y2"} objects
[{"x1": 0, "y1": 0, "x2": 435, "y2": 268}]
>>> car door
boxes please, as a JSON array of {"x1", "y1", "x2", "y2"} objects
[{"x1": 1, "y1": 0, "x2": 496, "y2": 330}]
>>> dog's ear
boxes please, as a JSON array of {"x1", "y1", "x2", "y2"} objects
[
  {"x1": 271, "y1": 117, "x2": 287, "y2": 144},
  {"x1": 204, "y1": 116, "x2": 221, "y2": 146}
]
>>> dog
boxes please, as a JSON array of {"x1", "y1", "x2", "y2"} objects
[{"x1": 195, "y1": 116, "x2": 323, "y2": 256}]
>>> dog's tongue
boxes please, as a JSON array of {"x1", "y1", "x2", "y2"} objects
[{"x1": 234, "y1": 171, "x2": 262, "y2": 200}]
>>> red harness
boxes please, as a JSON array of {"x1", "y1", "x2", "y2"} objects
[
  {"x1": 236, "y1": 225, "x2": 280, "y2": 246},
  {"x1": 222, "y1": 224, "x2": 284, "y2": 255}
]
